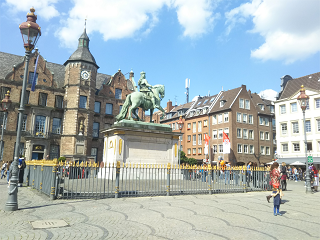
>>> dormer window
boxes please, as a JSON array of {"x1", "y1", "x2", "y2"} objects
[
  {"x1": 210, "y1": 97, "x2": 215, "y2": 102},
  {"x1": 259, "y1": 104, "x2": 265, "y2": 111},
  {"x1": 189, "y1": 111, "x2": 194, "y2": 117},
  {"x1": 220, "y1": 100, "x2": 226, "y2": 107},
  {"x1": 198, "y1": 102, "x2": 202, "y2": 105}
]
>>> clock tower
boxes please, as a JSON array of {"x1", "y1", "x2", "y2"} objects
[{"x1": 61, "y1": 22, "x2": 99, "y2": 162}]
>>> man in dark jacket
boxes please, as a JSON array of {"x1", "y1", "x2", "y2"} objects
[{"x1": 280, "y1": 162, "x2": 287, "y2": 191}]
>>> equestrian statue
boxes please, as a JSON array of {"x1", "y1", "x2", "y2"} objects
[{"x1": 116, "y1": 71, "x2": 166, "y2": 122}]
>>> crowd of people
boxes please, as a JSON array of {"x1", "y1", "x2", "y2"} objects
[{"x1": 0, "y1": 155, "x2": 26, "y2": 188}]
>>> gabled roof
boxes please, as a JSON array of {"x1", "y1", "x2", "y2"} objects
[
  {"x1": 187, "y1": 95, "x2": 217, "y2": 118},
  {"x1": 169, "y1": 101, "x2": 194, "y2": 119},
  {"x1": 278, "y1": 72, "x2": 320, "y2": 100},
  {"x1": 249, "y1": 92, "x2": 273, "y2": 115},
  {"x1": 209, "y1": 87, "x2": 242, "y2": 113}
]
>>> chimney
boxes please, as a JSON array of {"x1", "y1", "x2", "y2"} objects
[
  {"x1": 167, "y1": 100, "x2": 173, "y2": 113},
  {"x1": 241, "y1": 84, "x2": 246, "y2": 90},
  {"x1": 129, "y1": 70, "x2": 134, "y2": 81}
]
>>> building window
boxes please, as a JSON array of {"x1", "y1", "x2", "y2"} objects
[
  {"x1": 91, "y1": 147, "x2": 98, "y2": 163},
  {"x1": 203, "y1": 120, "x2": 208, "y2": 127},
  {"x1": 55, "y1": 95, "x2": 63, "y2": 108},
  {"x1": 93, "y1": 122, "x2": 100, "y2": 138},
  {"x1": 79, "y1": 96, "x2": 87, "y2": 109},
  {"x1": 219, "y1": 144, "x2": 223, "y2": 153},
  {"x1": 224, "y1": 128, "x2": 229, "y2": 136},
  {"x1": 193, "y1": 122, "x2": 196, "y2": 133},
  {"x1": 198, "y1": 147, "x2": 202, "y2": 154},
  {"x1": 198, "y1": 121, "x2": 202, "y2": 132},
  {"x1": 187, "y1": 148, "x2": 191, "y2": 155},
  {"x1": 260, "y1": 131, "x2": 264, "y2": 140},
  {"x1": 237, "y1": 144, "x2": 242, "y2": 153},
  {"x1": 212, "y1": 115, "x2": 217, "y2": 125},
  {"x1": 259, "y1": 116, "x2": 264, "y2": 125},
  {"x1": 172, "y1": 123, "x2": 176, "y2": 130},
  {"x1": 249, "y1": 130, "x2": 254, "y2": 139},
  {"x1": 94, "y1": 102, "x2": 101, "y2": 113},
  {"x1": 292, "y1": 122, "x2": 299, "y2": 134},
  {"x1": 193, "y1": 148, "x2": 196, "y2": 155},
  {"x1": 266, "y1": 147, "x2": 270, "y2": 155},
  {"x1": 269, "y1": 105, "x2": 274, "y2": 113},
  {"x1": 187, "y1": 123, "x2": 191, "y2": 129},
  {"x1": 282, "y1": 144, "x2": 288, "y2": 152},
  {"x1": 316, "y1": 99, "x2": 320, "y2": 109},
  {"x1": 306, "y1": 120, "x2": 311, "y2": 132},
  {"x1": 243, "y1": 114, "x2": 247, "y2": 123},
  {"x1": 22, "y1": 115, "x2": 27, "y2": 131},
  {"x1": 249, "y1": 145, "x2": 254, "y2": 154},
  {"x1": 281, "y1": 123, "x2": 287, "y2": 135},
  {"x1": 212, "y1": 130, "x2": 217, "y2": 139},
  {"x1": 220, "y1": 100, "x2": 225, "y2": 107},
  {"x1": 35, "y1": 115, "x2": 46, "y2": 137},
  {"x1": 224, "y1": 112, "x2": 229, "y2": 122},
  {"x1": 237, "y1": 113, "x2": 241, "y2": 122},
  {"x1": 248, "y1": 115, "x2": 253, "y2": 124},
  {"x1": 237, "y1": 128, "x2": 242, "y2": 138},
  {"x1": 50, "y1": 145, "x2": 59, "y2": 160},
  {"x1": 0, "y1": 87, "x2": 11, "y2": 100},
  {"x1": 265, "y1": 118, "x2": 269, "y2": 126},
  {"x1": 198, "y1": 134, "x2": 202, "y2": 145},
  {"x1": 38, "y1": 92, "x2": 47, "y2": 106},
  {"x1": 260, "y1": 146, "x2": 265, "y2": 155},
  {"x1": 245, "y1": 99, "x2": 250, "y2": 110},
  {"x1": 293, "y1": 143, "x2": 300, "y2": 152},
  {"x1": 218, "y1": 114, "x2": 223, "y2": 124},
  {"x1": 52, "y1": 118, "x2": 61, "y2": 134},
  {"x1": 317, "y1": 119, "x2": 320, "y2": 131},
  {"x1": 0, "y1": 112, "x2": 7, "y2": 130},
  {"x1": 213, "y1": 145, "x2": 217, "y2": 153},
  {"x1": 193, "y1": 135, "x2": 196, "y2": 145},
  {"x1": 105, "y1": 103, "x2": 113, "y2": 115},
  {"x1": 218, "y1": 129, "x2": 223, "y2": 139},
  {"x1": 115, "y1": 89, "x2": 122, "y2": 99},
  {"x1": 291, "y1": 102, "x2": 297, "y2": 112},
  {"x1": 243, "y1": 145, "x2": 248, "y2": 154},
  {"x1": 243, "y1": 129, "x2": 248, "y2": 139},
  {"x1": 265, "y1": 132, "x2": 269, "y2": 140},
  {"x1": 280, "y1": 105, "x2": 286, "y2": 114},
  {"x1": 28, "y1": 72, "x2": 38, "y2": 84},
  {"x1": 239, "y1": 98, "x2": 244, "y2": 108},
  {"x1": 187, "y1": 135, "x2": 191, "y2": 142}
]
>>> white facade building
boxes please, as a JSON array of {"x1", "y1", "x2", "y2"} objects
[{"x1": 275, "y1": 72, "x2": 320, "y2": 165}]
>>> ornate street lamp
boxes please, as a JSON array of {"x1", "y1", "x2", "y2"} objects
[
  {"x1": 297, "y1": 85, "x2": 311, "y2": 193},
  {"x1": 178, "y1": 116, "x2": 184, "y2": 165},
  {"x1": 0, "y1": 91, "x2": 12, "y2": 161},
  {"x1": 5, "y1": 7, "x2": 41, "y2": 211}
]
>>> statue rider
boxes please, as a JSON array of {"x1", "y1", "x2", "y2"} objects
[{"x1": 137, "y1": 71, "x2": 159, "y2": 107}]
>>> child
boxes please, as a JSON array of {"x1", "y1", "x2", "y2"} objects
[{"x1": 271, "y1": 183, "x2": 283, "y2": 216}]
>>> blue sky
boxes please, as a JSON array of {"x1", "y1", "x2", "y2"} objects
[{"x1": 1, "y1": 0, "x2": 319, "y2": 106}]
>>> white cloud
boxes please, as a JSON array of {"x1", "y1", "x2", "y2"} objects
[
  {"x1": 225, "y1": 0, "x2": 320, "y2": 63},
  {"x1": 259, "y1": 89, "x2": 277, "y2": 101},
  {"x1": 4, "y1": 0, "x2": 60, "y2": 20}
]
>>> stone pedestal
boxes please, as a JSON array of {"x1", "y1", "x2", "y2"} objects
[{"x1": 101, "y1": 120, "x2": 181, "y2": 167}]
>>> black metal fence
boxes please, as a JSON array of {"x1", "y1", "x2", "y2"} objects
[{"x1": 24, "y1": 161, "x2": 271, "y2": 200}]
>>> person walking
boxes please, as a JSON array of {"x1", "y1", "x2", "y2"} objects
[
  {"x1": 271, "y1": 183, "x2": 283, "y2": 216},
  {"x1": 18, "y1": 155, "x2": 26, "y2": 187},
  {"x1": 1, "y1": 161, "x2": 7, "y2": 179},
  {"x1": 280, "y1": 162, "x2": 287, "y2": 191},
  {"x1": 246, "y1": 161, "x2": 252, "y2": 187},
  {"x1": 293, "y1": 167, "x2": 299, "y2": 182},
  {"x1": 266, "y1": 162, "x2": 280, "y2": 203},
  {"x1": 312, "y1": 166, "x2": 318, "y2": 192}
]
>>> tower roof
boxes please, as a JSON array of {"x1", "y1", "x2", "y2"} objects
[{"x1": 64, "y1": 22, "x2": 99, "y2": 69}]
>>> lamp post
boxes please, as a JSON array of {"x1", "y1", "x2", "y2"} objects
[
  {"x1": 297, "y1": 85, "x2": 311, "y2": 193},
  {"x1": 178, "y1": 116, "x2": 184, "y2": 165},
  {"x1": 5, "y1": 7, "x2": 41, "y2": 211},
  {"x1": 0, "y1": 91, "x2": 12, "y2": 160}
]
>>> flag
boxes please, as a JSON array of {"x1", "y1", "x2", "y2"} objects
[
  {"x1": 223, "y1": 131, "x2": 230, "y2": 154},
  {"x1": 31, "y1": 55, "x2": 39, "y2": 92},
  {"x1": 204, "y1": 134, "x2": 211, "y2": 155}
]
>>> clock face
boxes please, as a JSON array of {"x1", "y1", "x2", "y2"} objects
[{"x1": 81, "y1": 70, "x2": 90, "y2": 80}]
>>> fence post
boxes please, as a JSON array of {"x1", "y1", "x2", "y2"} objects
[
  {"x1": 50, "y1": 159, "x2": 58, "y2": 200},
  {"x1": 167, "y1": 163, "x2": 171, "y2": 196},
  {"x1": 115, "y1": 161, "x2": 120, "y2": 198},
  {"x1": 243, "y1": 166, "x2": 247, "y2": 193},
  {"x1": 208, "y1": 164, "x2": 212, "y2": 195},
  {"x1": 25, "y1": 161, "x2": 30, "y2": 186}
]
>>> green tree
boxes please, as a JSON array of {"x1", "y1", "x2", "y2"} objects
[
  {"x1": 180, "y1": 150, "x2": 188, "y2": 165},
  {"x1": 187, "y1": 158, "x2": 198, "y2": 166}
]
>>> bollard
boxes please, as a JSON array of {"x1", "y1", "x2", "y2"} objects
[
  {"x1": 115, "y1": 161, "x2": 120, "y2": 198},
  {"x1": 207, "y1": 164, "x2": 212, "y2": 195},
  {"x1": 50, "y1": 159, "x2": 58, "y2": 200},
  {"x1": 167, "y1": 163, "x2": 171, "y2": 196},
  {"x1": 243, "y1": 166, "x2": 247, "y2": 193}
]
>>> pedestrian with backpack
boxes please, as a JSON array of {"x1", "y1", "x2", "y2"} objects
[
  {"x1": 18, "y1": 155, "x2": 26, "y2": 187},
  {"x1": 1, "y1": 161, "x2": 7, "y2": 179}
]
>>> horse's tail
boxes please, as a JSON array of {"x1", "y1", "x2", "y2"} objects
[{"x1": 116, "y1": 94, "x2": 131, "y2": 121}]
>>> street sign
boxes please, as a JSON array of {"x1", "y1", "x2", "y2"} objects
[{"x1": 308, "y1": 156, "x2": 313, "y2": 163}]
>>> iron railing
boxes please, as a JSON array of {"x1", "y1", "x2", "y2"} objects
[{"x1": 24, "y1": 160, "x2": 272, "y2": 200}]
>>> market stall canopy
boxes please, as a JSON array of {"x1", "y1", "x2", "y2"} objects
[{"x1": 290, "y1": 161, "x2": 305, "y2": 166}]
